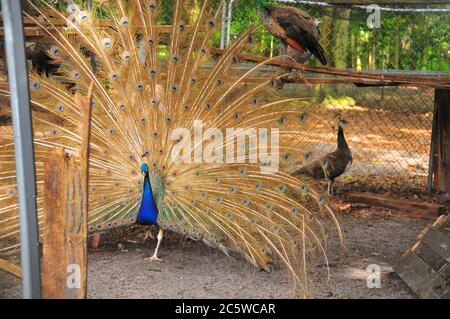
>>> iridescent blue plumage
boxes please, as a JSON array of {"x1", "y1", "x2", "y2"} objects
[{"x1": 137, "y1": 164, "x2": 159, "y2": 225}]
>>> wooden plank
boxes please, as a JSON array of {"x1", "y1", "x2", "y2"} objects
[
  {"x1": 0, "y1": 24, "x2": 208, "y2": 39},
  {"x1": 41, "y1": 148, "x2": 87, "y2": 299},
  {"x1": 0, "y1": 258, "x2": 22, "y2": 278},
  {"x1": 346, "y1": 192, "x2": 446, "y2": 217},
  {"x1": 435, "y1": 89, "x2": 450, "y2": 193},
  {"x1": 42, "y1": 147, "x2": 71, "y2": 298},
  {"x1": 414, "y1": 241, "x2": 446, "y2": 272},
  {"x1": 421, "y1": 228, "x2": 450, "y2": 261},
  {"x1": 395, "y1": 252, "x2": 446, "y2": 299}
]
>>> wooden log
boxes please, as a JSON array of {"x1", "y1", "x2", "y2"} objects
[
  {"x1": 0, "y1": 258, "x2": 22, "y2": 278},
  {"x1": 435, "y1": 89, "x2": 450, "y2": 193},
  {"x1": 346, "y1": 192, "x2": 446, "y2": 218}
]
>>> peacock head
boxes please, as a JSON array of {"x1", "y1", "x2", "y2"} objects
[
  {"x1": 141, "y1": 163, "x2": 149, "y2": 174},
  {"x1": 255, "y1": 0, "x2": 273, "y2": 25},
  {"x1": 338, "y1": 119, "x2": 348, "y2": 129}
]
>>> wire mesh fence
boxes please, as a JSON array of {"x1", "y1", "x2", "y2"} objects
[
  {"x1": 148, "y1": 0, "x2": 449, "y2": 191},
  {"x1": 225, "y1": 0, "x2": 449, "y2": 192},
  {"x1": 1, "y1": 0, "x2": 449, "y2": 193}
]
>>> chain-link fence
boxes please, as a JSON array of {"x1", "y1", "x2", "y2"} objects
[
  {"x1": 151, "y1": 0, "x2": 449, "y2": 192},
  {"x1": 224, "y1": 0, "x2": 449, "y2": 193}
]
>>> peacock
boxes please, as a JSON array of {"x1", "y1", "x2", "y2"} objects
[
  {"x1": 258, "y1": 3, "x2": 328, "y2": 90},
  {"x1": 292, "y1": 119, "x2": 352, "y2": 197},
  {"x1": 0, "y1": 0, "x2": 342, "y2": 296}
]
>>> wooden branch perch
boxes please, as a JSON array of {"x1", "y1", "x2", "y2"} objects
[{"x1": 210, "y1": 48, "x2": 450, "y2": 89}]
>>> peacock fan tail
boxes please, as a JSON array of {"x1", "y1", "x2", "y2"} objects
[{"x1": 0, "y1": 0, "x2": 342, "y2": 296}]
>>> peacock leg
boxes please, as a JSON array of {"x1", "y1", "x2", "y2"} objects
[
  {"x1": 327, "y1": 180, "x2": 334, "y2": 197},
  {"x1": 143, "y1": 226, "x2": 154, "y2": 242},
  {"x1": 145, "y1": 228, "x2": 164, "y2": 262}
]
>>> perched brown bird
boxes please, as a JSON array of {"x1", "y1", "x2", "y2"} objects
[
  {"x1": 293, "y1": 120, "x2": 352, "y2": 196},
  {"x1": 258, "y1": 5, "x2": 327, "y2": 65}
]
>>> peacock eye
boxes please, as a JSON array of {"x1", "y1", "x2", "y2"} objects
[
  {"x1": 207, "y1": 19, "x2": 215, "y2": 28},
  {"x1": 32, "y1": 81, "x2": 41, "y2": 90},
  {"x1": 136, "y1": 82, "x2": 144, "y2": 91},
  {"x1": 120, "y1": 16, "x2": 129, "y2": 27},
  {"x1": 56, "y1": 104, "x2": 65, "y2": 112},
  {"x1": 122, "y1": 51, "x2": 131, "y2": 61},
  {"x1": 78, "y1": 11, "x2": 88, "y2": 22},
  {"x1": 179, "y1": 21, "x2": 185, "y2": 32},
  {"x1": 199, "y1": 47, "x2": 207, "y2": 55},
  {"x1": 147, "y1": 38, "x2": 154, "y2": 46},
  {"x1": 102, "y1": 37, "x2": 112, "y2": 48},
  {"x1": 111, "y1": 72, "x2": 119, "y2": 81},
  {"x1": 149, "y1": 68, "x2": 157, "y2": 76},
  {"x1": 50, "y1": 46, "x2": 61, "y2": 57},
  {"x1": 301, "y1": 184, "x2": 309, "y2": 194},
  {"x1": 299, "y1": 113, "x2": 307, "y2": 123},
  {"x1": 291, "y1": 208, "x2": 299, "y2": 215}
]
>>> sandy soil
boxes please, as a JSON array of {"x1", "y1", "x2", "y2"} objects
[{"x1": 0, "y1": 210, "x2": 428, "y2": 299}]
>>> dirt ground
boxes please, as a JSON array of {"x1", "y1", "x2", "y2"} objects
[{"x1": 0, "y1": 208, "x2": 429, "y2": 299}]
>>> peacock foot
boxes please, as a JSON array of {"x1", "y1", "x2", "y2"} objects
[{"x1": 145, "y1": 256, "x2": 162, "y2": 262}]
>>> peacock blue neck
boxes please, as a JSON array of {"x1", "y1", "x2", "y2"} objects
[{"x1": 137, "y1": 167, "x2": 159, "y2": 225}]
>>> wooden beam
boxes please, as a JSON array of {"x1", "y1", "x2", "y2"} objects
[
  {"x1": 435, "y1": 89, "x2": 450, "y2": 193},
  {"x1": 210, "y1": 48, "x2": 450, "y2": 88},
  {"x1": 347, "y1": 192, "x2": 446, "y2": 218},
  {"x1": 0, "y1": 258, "x2": 22, "y2": 278}
]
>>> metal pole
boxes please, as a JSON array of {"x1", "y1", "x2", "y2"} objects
[
  {"x1": 226, "y1": 0, "x2": 234, "y2": 48},
  {"x1": 1, "y1": 0, "x2": 41, "y2": 299},
  {"x1": 220, "y1": 1, "x2": 227, "y2": 49}
]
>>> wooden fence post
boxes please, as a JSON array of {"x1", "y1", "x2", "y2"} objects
[
  {"x1": 434, "y1": 89, "x2": 450, "y2": 193},
  {"x1": 41, "y1": 88, "x2": 93, "y2": 299}
]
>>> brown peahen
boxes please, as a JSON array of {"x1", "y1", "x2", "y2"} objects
[
  {"x1": 258, "y1": 4, "x2": 327, "y2": 89},
  {"x1": 292, "y1": 120, "x2": 352, "y2": 196},
  {"x1": 0, "y1": 0, "x2": 342, "y2": 296}
]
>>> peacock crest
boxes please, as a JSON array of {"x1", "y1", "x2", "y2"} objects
[{"x1": 0, "y1": 0, "x2": 342, "y2": 296}]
